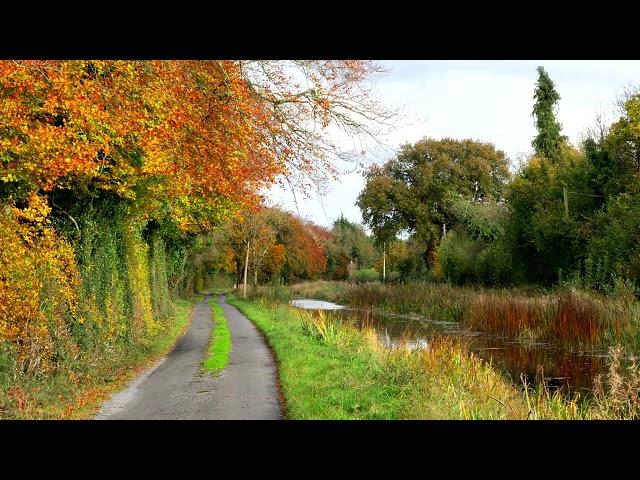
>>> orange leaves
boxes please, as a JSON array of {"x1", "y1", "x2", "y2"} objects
[
  {"x1": 14, "y1": 192, "x2": 51, "y2": 225},
  {"x1": 281, "y1": 214, "x2": 329, "y2": 279},
  {"x1": 1, "y1": 60, "x2": 384, "y2": 231},
  {"x1": 1, "y1": 60, "x2": 274, "y2": 227},
  {"x1": 5, "y1": 385, "x2": 28, "y2": 413},
  {"x1": 263, "y1": 243, "x2": 286, "y2": 276}
]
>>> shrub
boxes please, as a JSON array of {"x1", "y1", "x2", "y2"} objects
[
  {"x1": 593, "y1": 345, "x2": 640, "y2": 419},
  {"x1": 352, "y1": 268, "x2": 380, "y2": 284},
  {"x1": 0, "y1": 198, "x2": 80, "y2": 376},
  {"x1": 299, "y1": 310, "x2": 342, "y2": 345},
  {"x1": 474, "y1": 243, "x2": 517, "y2": 286},
  {"x1": 249, "y1": 284, "x2": 292, "y2": 303},
  {"x1": 435, "y1": 229, "x2": 481, "y2": 284},
  {"x1": 384, "y1": 271, "x2": 401, "y2": 284}
]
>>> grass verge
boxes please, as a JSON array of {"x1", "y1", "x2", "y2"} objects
[
  {"x1": 0, "y1": 297, "x2": 196, "y2": 419},
  {"x1": 203, "y1": 298, "x2": 232, "y2": 374},
  {"x1": 227, "y1": 294, "x2": 528, "y2": 419}
]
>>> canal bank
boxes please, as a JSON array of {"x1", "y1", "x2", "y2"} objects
[
  {"x1": 290, "y1": 298, "x2": 608, "y2": 398},
  {"x1": 227, "y1": 295, "x2": 633, "y2": 419}
]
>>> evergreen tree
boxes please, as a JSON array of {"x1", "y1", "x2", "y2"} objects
[{"x1": 532, "y1": 66, "x2": 566, "y2": 161}]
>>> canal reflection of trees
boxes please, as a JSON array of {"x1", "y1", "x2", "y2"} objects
[
  {"x1": 467, "y1": 337, "x2": 606, "y2": 395},
  {"x1": 318, "y1": 308, "x2": 608, "y2": 396}
]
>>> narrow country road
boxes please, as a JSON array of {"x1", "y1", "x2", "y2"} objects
[{"x1": 95, "y1": 294, "x2": 282, "y2": 420}]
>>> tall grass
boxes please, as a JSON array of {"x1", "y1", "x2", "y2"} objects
[
  {"x1": 278, "y1": 281, "x2": 639, "y2": 349},
  {"x1": 288, "y1": 281, "x2": 470, "y2": 322},
  {"x1": 299, "y1": 310, "x2": 342, "y2": 345},
  {"x1": 520, "y1": 345, "x2": 640, "y2": 420},
  {"x1": 467, "y1": 288, "x2": 630, "y2": 346},
  {"x1": 592, "y1": 346, "x2": 640, "y2": 419},
  {"x1": 465, "y1": 294, "x2": 549, "y2": 338},
  {"x1": 228, "y1": 295, "x2": 527, "y2": 419},
  {"x1": 0, "y1": 297, "x2": 195, "y2": 419}
]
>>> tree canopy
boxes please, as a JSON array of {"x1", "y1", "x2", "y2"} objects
[{"x1": 357, "y1": 138, "x2": 510, "y2": 265}]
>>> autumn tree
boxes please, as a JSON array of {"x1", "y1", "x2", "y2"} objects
[
  {"x1": 206, "y1": 207, "x2": 330, "y2": 287},
  {"x1": 278, "y1": 215, "x2": 329, "y2": 283},
  {"x1": 260, "y1": 244, "x2": 286, "y2": 283},
  {"x1": 238, "y1": 61, "x2": 398, "y2": 194},
  {"x1": 248, "y1": 208, "x2": 288, "y2": 288},
  {"x1": 0, "y1": 59, "x2": 394, "y2": 373}
]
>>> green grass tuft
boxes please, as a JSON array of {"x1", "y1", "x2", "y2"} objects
[{"x1": 203, "y1": 299, "x2": 232, "y2": 374}]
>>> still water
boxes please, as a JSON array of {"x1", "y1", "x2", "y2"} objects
[{"x1": 291, "y1": 298, "x2": 608, "y2": 397}]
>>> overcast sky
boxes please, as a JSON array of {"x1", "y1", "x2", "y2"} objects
[{"x1": 267, "y1": 60, "x2": 640, "y2": 228}]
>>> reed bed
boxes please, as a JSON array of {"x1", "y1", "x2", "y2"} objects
[
  {"x1": 278, "y1": 281, "x2": 639, "y2": 349},
  {"x1": 465, "y1": 294, "x2": 550, "y2": 338}
]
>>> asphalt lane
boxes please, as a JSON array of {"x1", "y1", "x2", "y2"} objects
[{"x1": 96, "y1": 294, "x2": 282, "y2": 420}]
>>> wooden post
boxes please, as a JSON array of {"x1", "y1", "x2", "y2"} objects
[
  {"x1": 563, "y1": 184, "x2": 569, "y2": 219},
  {"x1": 243, "y1": 240, "x2": 250, "y2": 298},
  {"x1": 383, "y1": 241, "x2": 386, "y2": 282}
]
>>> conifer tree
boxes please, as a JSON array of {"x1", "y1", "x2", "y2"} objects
[{"x1": 532, "y1": 66, "x2": 566, "y2": 160}]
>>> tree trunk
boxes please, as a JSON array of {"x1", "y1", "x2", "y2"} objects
[
  {"x1": 254, "y1": 263, "x2": 258, "y2": 289},
  {"x1": 383, "y1": 241, "x2": 386, "y2": 282},
  {"x1": 424, "y1": 242, "x2": 435, "y2": 269},
  {"x1": 243, "y1": 240, "x2": 250, "y2": 298},
  {"x1": 235, "y1": 259, "x2": 242, "y2": 290}
]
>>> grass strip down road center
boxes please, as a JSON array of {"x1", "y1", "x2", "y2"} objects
[{"x1": 203, "y1": 297, "x2": 232, "y2": 374}]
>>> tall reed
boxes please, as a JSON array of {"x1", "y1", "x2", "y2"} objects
[{"x1": 280, "y1": 281, "x2": 639, "y2": 349}]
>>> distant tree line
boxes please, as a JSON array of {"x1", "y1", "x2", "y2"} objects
[
  {"x1": 356, "y1": 66, "x2": 640, "y2": 295},
  {"x1": 204, "y1": 66, "x2": 640, "y2": 298}
]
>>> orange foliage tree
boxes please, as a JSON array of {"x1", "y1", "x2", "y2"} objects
[
  {"x1": 1, "y1": 60, "x2": 393, "y2": 224},
  {"x1": 0, "y1": 60, "x2": 390, "y2": 374},
  {"x1": 0, "y1": 60, "x2": 286, "y2": 230},
  {"x1": 207, "y1": 207, "x2": 331, "y2": 286},
  {"x1": 279, "y1": 215, "x2": 329, "y2": 282}
]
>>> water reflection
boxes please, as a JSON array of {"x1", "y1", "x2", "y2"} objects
[
  {"x1": 290, "y1": 299, "x2": 346, "y2": 310},
  {"x1": 292, "y1": 300, "x2": 608, "y2": 397}
]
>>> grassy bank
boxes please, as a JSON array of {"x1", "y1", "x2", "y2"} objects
[
  {"x1": 229, "y1": 294, "x2": 527, "y2": 419},
  {"x1": 203, "y1": 298, "x2": 232, "y2": 374},
  {"x1": 229, "y1": 293, "x2": 640, "y2": 419},
  {"x1": 0, "y1": 297, "x2": 196, "y2": 419},
  {"x1": 270, "y1": 281, "x2": 640, "y2": 350}
]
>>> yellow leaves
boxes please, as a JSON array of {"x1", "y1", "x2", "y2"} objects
[
  {"x1": 0, "y1": 60, "x2": 360, "y2": 238},
  {"x1": 13, "y1": 192, "x2": 51, "y2": 225},
  {"x1": 0, "y1": 206, "x2": 79, "y2": 373}
]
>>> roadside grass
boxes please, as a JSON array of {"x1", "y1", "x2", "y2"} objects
[
  {"x1": 0, "y1": 297, "x2": 196, "y2": 419},
  {"x1": 227, "y1": 294, "x2": 529, "y2": 419},
  {"x1": 203, "y1": 298, "x2": 232, "y2": 374}
]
